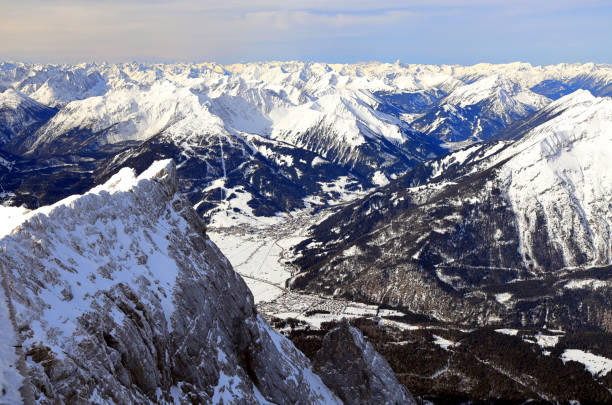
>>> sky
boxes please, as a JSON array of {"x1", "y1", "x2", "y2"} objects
[{"x1": 1, "y1": 0, "x2": 611, "y2": 65}]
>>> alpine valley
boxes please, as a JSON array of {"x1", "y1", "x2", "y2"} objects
[{"x1": 1, "y1": 61, "x2": 612, "y2": 404}]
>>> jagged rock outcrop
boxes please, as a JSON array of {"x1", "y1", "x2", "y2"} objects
[
  {"x1": 0, "y1": 160, "x2": 341, "y2": 404},
  {"x1": 313, "y1": 321, "x2": 416, "y2": 405}
]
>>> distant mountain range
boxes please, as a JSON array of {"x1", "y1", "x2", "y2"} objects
[{"x1": 1, "y1": 61, "x2": 611, "y2": 225}]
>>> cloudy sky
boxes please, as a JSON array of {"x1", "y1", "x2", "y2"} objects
[{"x1": 1, "y1": 0, "x2": 611, "y2": 64}]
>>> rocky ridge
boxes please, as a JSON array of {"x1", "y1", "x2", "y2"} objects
[{"x1": 0, "y1": 160, "x2": 347, "y2": 404}]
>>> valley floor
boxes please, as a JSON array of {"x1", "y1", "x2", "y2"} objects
[{"x1": 208, "y1": 206, "x2": 397, "y2": 326}]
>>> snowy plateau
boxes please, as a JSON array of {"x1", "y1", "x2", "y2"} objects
[{"x1": 1, "y1": 61, "x2": 612, "y2": 404}]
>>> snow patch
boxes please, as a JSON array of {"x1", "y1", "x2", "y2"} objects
[
  {"x1": 495, "y1": 328, "x2": 519, "y2": 336},
  {"x1": 494, "y1": 293, "x2": 513, "y2": 304},
  {"x1": 561, "y1": 349, "x2": 612, "y2": 377},
  {"x1": 432, "y1": 335, "x2": 457, "y2": 350}
]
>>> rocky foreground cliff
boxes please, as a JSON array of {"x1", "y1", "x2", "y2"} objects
[{"x1": 0, "y1": 160, "x2": 412, "y2": 404}]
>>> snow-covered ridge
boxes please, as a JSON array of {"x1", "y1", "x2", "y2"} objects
[
  {"x1": 0, "y1": 279, "x2": 23, "y2": 404},
  {"x1": 499, "y1": 91, "x2": 612, "y2": 269},
  {"x1": 0, "y1": 159, "x2": 341, "y2": 404},
  {"x1": 0, "y1": 159, "x2": 176, "y2": 237},
  {"x1": 442, "y1": 74, "x2": 549, "y2": 111},
  {"x1": 427, "y1": 90, "x2": 612, "y2": 269},
  {"x1": 0, "y1": 88, "x2": 39, "y2": 110}
]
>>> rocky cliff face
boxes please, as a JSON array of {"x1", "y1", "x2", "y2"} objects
[
  {"x1": 313, "y1": 321, "x2": 416, "y2": 405},
  {"x1": 0, "y1": 160, "x2": 343, "y2": 404}
]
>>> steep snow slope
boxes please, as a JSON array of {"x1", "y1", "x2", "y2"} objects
[
  {"x1": 0, "y1": 279, "x2": 25, "y2": 404},
  {"x1": 499, "y1": 90, "x2": 612, "y2": 269},
  {"x1": 0, "y1": 160, "x2": 341, "y2": 404},
  {"x1": 408, "y1": 89, "x2": 612, "y2": 270}
]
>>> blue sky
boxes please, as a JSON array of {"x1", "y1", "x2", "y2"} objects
[{"x1": 1, "y1": 0, "x2": 611, "y2": 65}]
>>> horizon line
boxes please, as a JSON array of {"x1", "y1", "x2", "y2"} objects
[{"x1": 2, "y1": 59, "x2": 611, "y2": 68}]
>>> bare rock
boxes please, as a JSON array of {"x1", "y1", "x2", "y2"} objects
[{"x1": 314, "y1": 320, "x2": 416, "y2": 405}]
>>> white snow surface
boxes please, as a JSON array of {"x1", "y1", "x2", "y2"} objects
[
  {"x1": 432, "y1": 335, "x2": 457, "y2": 350},
  {"x1": 494, "y1": 293, "x2": 513, "y2": 304},
  {"x1": 0, "y1": 205, "x2": 29, "y2": 238},
  {"x1": 209, "y1": 231, "x2": 297, "y2": 304},
  {"x1": 561, "y1": 349, "x2": 612, "y2": 377},
  {"x1": 564, "y1": 279, "x2": 611, "y2": 290},
  {"x1": 495, "y1": 328, "x2": 519, "y2": 336},
  {"x1": 534, "y1": 333, "x2": 561, "y2": 348}
]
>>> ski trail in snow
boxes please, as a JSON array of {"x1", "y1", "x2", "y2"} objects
[{"x1": 218, "y1": 134, "x2": 227, "y2": 200}]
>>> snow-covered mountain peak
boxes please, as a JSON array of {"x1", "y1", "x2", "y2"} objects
[
  {"x1": 92, "y1": 158, "x2": 175, "y2": 194},
  {"x1": 538, "y1": 88, "x2": 598, "y2": 116},
  {"x1": 0, "y1": 88, "x2": 31, "y2": 109},
  {"x1": 444, "y1": 74, "x2": 549, "y2": 109}
]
